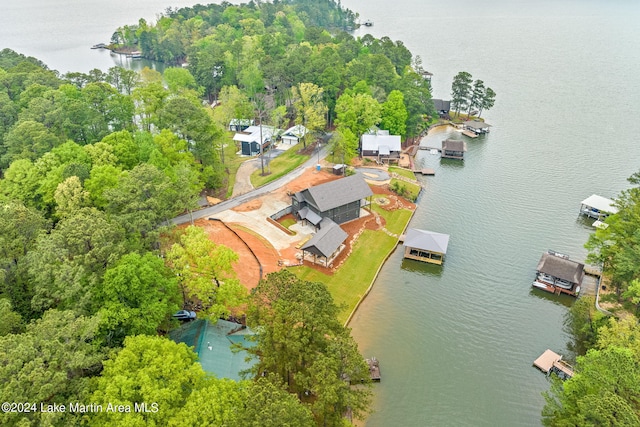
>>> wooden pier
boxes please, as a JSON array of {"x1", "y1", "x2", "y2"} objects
[
  {"x1": 533, "y1": 349, "x2": 574, "y2": 379},
  {"x1": 462, "y1": 130, "x2": 478, "y2": 138},
  {"x1": 413, "y1": 168, "x2": 435, "y2": 175},
  {"x1": 367, "y1": 357, "x2": 381, "y2": 382}
]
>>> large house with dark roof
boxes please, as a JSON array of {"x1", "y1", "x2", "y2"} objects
[{"x1": 291, "y1": 175, "x2": 373, "y2": 225}]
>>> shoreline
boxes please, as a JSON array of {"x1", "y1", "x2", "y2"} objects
[{"x1": 344, "y1": 207, "x2": 417, "y2": 327}]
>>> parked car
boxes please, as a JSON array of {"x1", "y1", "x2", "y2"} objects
[{"x1": 173, "y1": 310, "x2": 197, "y2": 320}]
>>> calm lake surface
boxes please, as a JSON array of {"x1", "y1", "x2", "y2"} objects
[{"x1": 3, "y1": 0, "x2": 640, "y2": 425}]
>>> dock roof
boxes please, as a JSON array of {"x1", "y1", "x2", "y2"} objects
[
  {"x1": 464, "y1": 120, "x2": 491, "y2": 130},
  {"x1": 442, "y1": 139, "x2": 467, "y2": 152},
  {"x1": 403, "y1": 228, "x2": 450, "y2": 254},
  {"x1": 295, "y1": 174, "x2": 373, "y2": 213},
  {"x1": 580, "y1": 194, "x2": 618, "y2": 214},
  {"x1": 301, "y1": 218, "x2": 348, "y2": 258},
  {"x1": 536, "y1": 252, "x2": 584, "y2": 284}
]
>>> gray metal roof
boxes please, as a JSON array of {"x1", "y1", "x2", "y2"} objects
[
  {"x1": 580, "y1": 194, "x2": 618, "y2": 214},
  {"x1": 442, "y1": 139, "x2": 467, "y2": 152},
  {"x1": 300, "y1": 175, "x2": 373, "y2": 213},
  {"x1": 536, "y1": 252, "x2": 585, "y2": 284},
  {"x1": 464, "y1": 120, "x2": 491, "y2": 130},
  {"x1": 297, "y1": 206, "x2": 322, "y2": 226},
  {"x1": 403, "y1": 228, "x2": 450, "y2": 254},
  {"x1": 301, "y1": 218, "x2": 348, "y2": 258}
]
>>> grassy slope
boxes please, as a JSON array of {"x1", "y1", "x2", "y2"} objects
[
  {"x1": 389, "y1": 166, "x2": 417, "y2": 180},
  {"x1": 291, "y1": 230, "x2": 398, "y2": 323},
  {"x1": 250, "y1": 144, "x2": 310, "y2": 188}
]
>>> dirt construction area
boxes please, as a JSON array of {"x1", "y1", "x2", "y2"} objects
[{"x1": 191, "y1": 165, "x2": 416, "y2": 290}]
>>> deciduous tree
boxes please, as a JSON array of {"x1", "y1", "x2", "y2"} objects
[
  {"x1": 0, "y1": 310, "x2": 103, "y2": 427},
  {"x1": 165, "y1": 225, "x2": 246, "y2": 319},
  {"x1": 291, "y1": 82, "x2": 328, "y2": 148},
  {"x1": 247, "y1": 270, "x2": 371, "y2": 424},
  {"x1": 98, "y1": 252, "x2": 180, "y2": 346},
  {"x1": 380, "y1": 90, "x2": 408, "y2": 138}
]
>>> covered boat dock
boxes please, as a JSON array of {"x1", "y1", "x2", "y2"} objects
[
  {"x1": 579, "y1": 194, "x2": 618, "y2": 220},
  {"x1": 463, "y1": 120, "x2": 491, "y2": 136},
  {"x1": 441, "y1": 139, "x2": 467, "y2": 160},
  {"x1": 402, "y1": 228, "x2": 450, "y2": 265},
  {"x1": 532, "y1": 251, "x2": 584, "y2": 297}
]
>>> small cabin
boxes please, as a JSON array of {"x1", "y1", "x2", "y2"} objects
[
  {"x1": 441, "y1": 139, "x2": 467, "y2": 160},
  {"x1": 579, "y1": 194, "x2": 618, "y2": 220},
  {"x1": 403, "y1": 228, "x2": 450, "y2": 265},
  {"x1": 532, "y1": 251, "x2": 584, "y2": 297}
]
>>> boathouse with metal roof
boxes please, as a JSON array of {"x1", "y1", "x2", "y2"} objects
[
  {"x1": 402, "y1": 228, "x2": 450, "y2": 265},
  {"x1": 579, "y1": 194, "x2": 618, "y2": 220}
]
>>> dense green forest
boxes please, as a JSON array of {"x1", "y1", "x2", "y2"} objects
[
  {"x1": 0, "y1": 0, "x2": 444, "y2": 424},
  {"x1": 541, "y1": 171, "x2": 640, "y2": 426}
]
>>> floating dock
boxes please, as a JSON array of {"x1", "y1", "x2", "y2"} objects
[
  {"x1": 533, "y1": 349, "x2": 574, "y2": 379},
  {"x1": 367, "y1": 357, "x2": 381, "y2": 382},
  {"x1": 462, "y1": 130, "x2": 478, "y2": 138}
]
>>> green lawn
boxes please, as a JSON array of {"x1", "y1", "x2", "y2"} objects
[
  {"x1": 222, "y1": 137, "x2": 247, "y2": 198},
  {"x1": 389, "y1": 166, "x2": 417, "y2": 181},
  {"x1": 370, "y1": 199, "x2": 414, "y2": 235},
  {"x1": 250, "y1": 144, "x2": 310, "y2": 188},
  {"x1": 389, "y1": 178, "x2": 421, "y2": 202},
  {"x1": 291, "y1": 230, "x2": 398, "y2": 324},
  {"x1": 280, "y1": 217, "x2": 296, "y2": 229}
]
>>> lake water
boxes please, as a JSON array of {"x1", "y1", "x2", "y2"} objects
[
  {"x1": 3, "y1": 1, "x2": 640, "y2": 425},
  {"x1": 345, "y1": 0, "x2": 640, "y2": 425}
]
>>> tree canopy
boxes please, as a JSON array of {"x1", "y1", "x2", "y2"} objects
[{"x1": 248, "y1": 270, "x2": 371, "y2": 425}]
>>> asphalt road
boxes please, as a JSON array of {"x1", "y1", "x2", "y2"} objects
[{"x1": 173, "y1": 145, "x2": 329, "y2": 225}]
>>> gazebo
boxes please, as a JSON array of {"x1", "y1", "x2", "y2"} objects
[
  {"x1": 300, "y1": 218, "x2": 348, "y2": 268},
  {"x1": 402, "y1": 228, "x2": 450, "y2": 265}
]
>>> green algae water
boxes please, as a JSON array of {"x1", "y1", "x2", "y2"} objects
[{"x1": 3, "y1": 0, "x2": 640, "y2": 425}]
